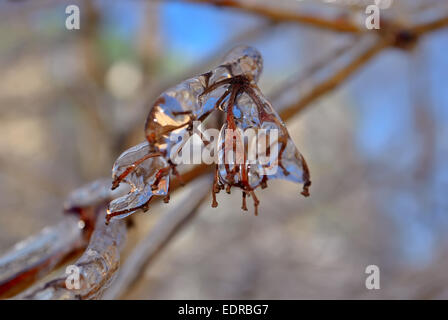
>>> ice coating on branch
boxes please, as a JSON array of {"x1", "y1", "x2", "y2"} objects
[
  {"x1": 108, "y1": 46, "x2": 265, "y2": 220},
  {"x1": 18, "y1": 212, "x2": 126, "y2": 300},
  {"x1": 221, "y1": 45, "x2": 263, "y2": 83},
  {"x1": 144, "y1": 46, "x2": 263, "y2": 151},
  {"x1": 108, "y1": 45, "x2": 310, "y2": 221},
  {"x1": 217, "y1": 123, "x2": 263, "y2": 189},
  {"x1": 0, "y1": 217, "x2": 84, "y2": 298},
  {"x1": 216, "y1": 85, "x2": 311, "y2": 194},
  {"x1": 64, "y1": 178, "x2": 124, "y2": 212},
  {"x1": 107, "y1": 141, "x2": 169, "y2": 222}
]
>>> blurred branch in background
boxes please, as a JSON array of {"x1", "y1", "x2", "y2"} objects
[
  {"x1": 278, "y1": 36, "x2": 390, "y2": 119},
  {"x1": 184, "y1": 0, "x2": 362, "y2": 33}
]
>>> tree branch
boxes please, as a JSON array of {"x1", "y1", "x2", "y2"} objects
[
  {"x1": 103, "y1": 175, "x2": 212, "y2": 299},
  {"x1": 184, "y1": 0, "x2": 361, "y2": 33},
  {"x1": 16, "y1": 211, "x2": 127, "y2": 300},
  {"x1": 412, "y1": 15, "x2": 448, "y2": 35},
  {"x1": 0, "y1": 217, "x2": 84, "y2": 299},
  {"x1": 279, "y1": 37, "x2": 391, "y2": 120}
]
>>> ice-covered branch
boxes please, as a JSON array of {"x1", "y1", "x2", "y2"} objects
[
  {"x1": 16, "y1": 211, "x2": 126, "y2": 300},
  {"x1": 103, "y1": 175, "x2": 212, "y2": 299},
  {"x1": 0, "y1": 216, "x2": 84, "y2": 299}
]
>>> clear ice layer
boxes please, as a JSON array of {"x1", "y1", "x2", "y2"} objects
[{"x1": 108, "y1": 45, "x2": 310, "y2": 221}]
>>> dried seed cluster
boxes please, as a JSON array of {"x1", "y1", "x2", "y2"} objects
[{"x1": 106, "y1": 46, "x2": 311, "y2": 223}]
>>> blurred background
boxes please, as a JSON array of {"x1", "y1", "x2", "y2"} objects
[{"x1": 0, "y1": 0, "x2": 447, "y2": 299}]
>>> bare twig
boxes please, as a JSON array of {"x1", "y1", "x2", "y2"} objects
[
  {"x1": 184, "y1": 0, "x2": 361, "y2": 33},
  {"x1": 269, "y1": 37, "x2": 360, "y2": 102},
  {"x1": 276, "y1": 14, "x2": 448, "y2": 118},
  {"x1": 278, "y1": 37, "x2": 391, "y2": 120},
  {"x1": 412, "y1": 15, "x2": 448, "y2": 35}
]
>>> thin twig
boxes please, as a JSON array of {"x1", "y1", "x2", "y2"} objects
[
  {"x1": 184, "y1": 0, "x2": 361, "y2": 33},
  {"x1": 269, "y1": 37, "x2": 360, "y2": 102},
  {"x1": 276, "y1": 14, "x2": 448, "y2": 119},
  {"x1": 412, "y1": 15, "x2": 448, "y2": 35},
  {"x1": 278, "y1": 37, "x2": 392, "y2": 120}
]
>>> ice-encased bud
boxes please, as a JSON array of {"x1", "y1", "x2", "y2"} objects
[
  {"x1": 216, "y1": 123, "x2": 263, "y2": 189},
  {"x1": 108, "y1": 44, "x2": 309, "y2": 220},
  {"x1": 107, "y1": 141, "x2": 170, "y2": 220},
  {"x1": 145, "y1": 45, "x2": 263, "y2": 149},
  {"x1": 221, "y1": 46, "x2": 263, "y2": 83},
  {"x1": 112, "y1": 141, "x2": 152, "y2": 186},
  {"x1": 215, "y1": 85, "x2": 310, "y2": 194}
]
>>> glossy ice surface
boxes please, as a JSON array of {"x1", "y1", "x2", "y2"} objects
[
  {"x1": 144, "y1": 45, "x2": 263, "y2": 151},
  {"x1": 108, "y1": 141, "x2": 169, "y2": 220},
  {"x1": 216, "y1": 84, "x2": 310, "y2": 192},
  {"x1": 107, "y1": 45, "x2": 310, "y2": 221}
]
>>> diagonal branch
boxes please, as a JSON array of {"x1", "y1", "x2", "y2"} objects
[
  {"x1": 184, "y1": 0, "x2": 361, "y2": 33},
  {"x1": 412, "y1": 15, "x2": 448, "y2": 35},
  {"x1": 16, "y1": 210, "x2": 127, "y2": 300},
  {"x1": 278, "y1": 37, "x2": 391, "y2": 120},
  {"x1": 269, "y1": 38, "x2": 360, "y2": 102},
  {"x1": 0, "y1": 217, "x2": 85, "y2": 299}
]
